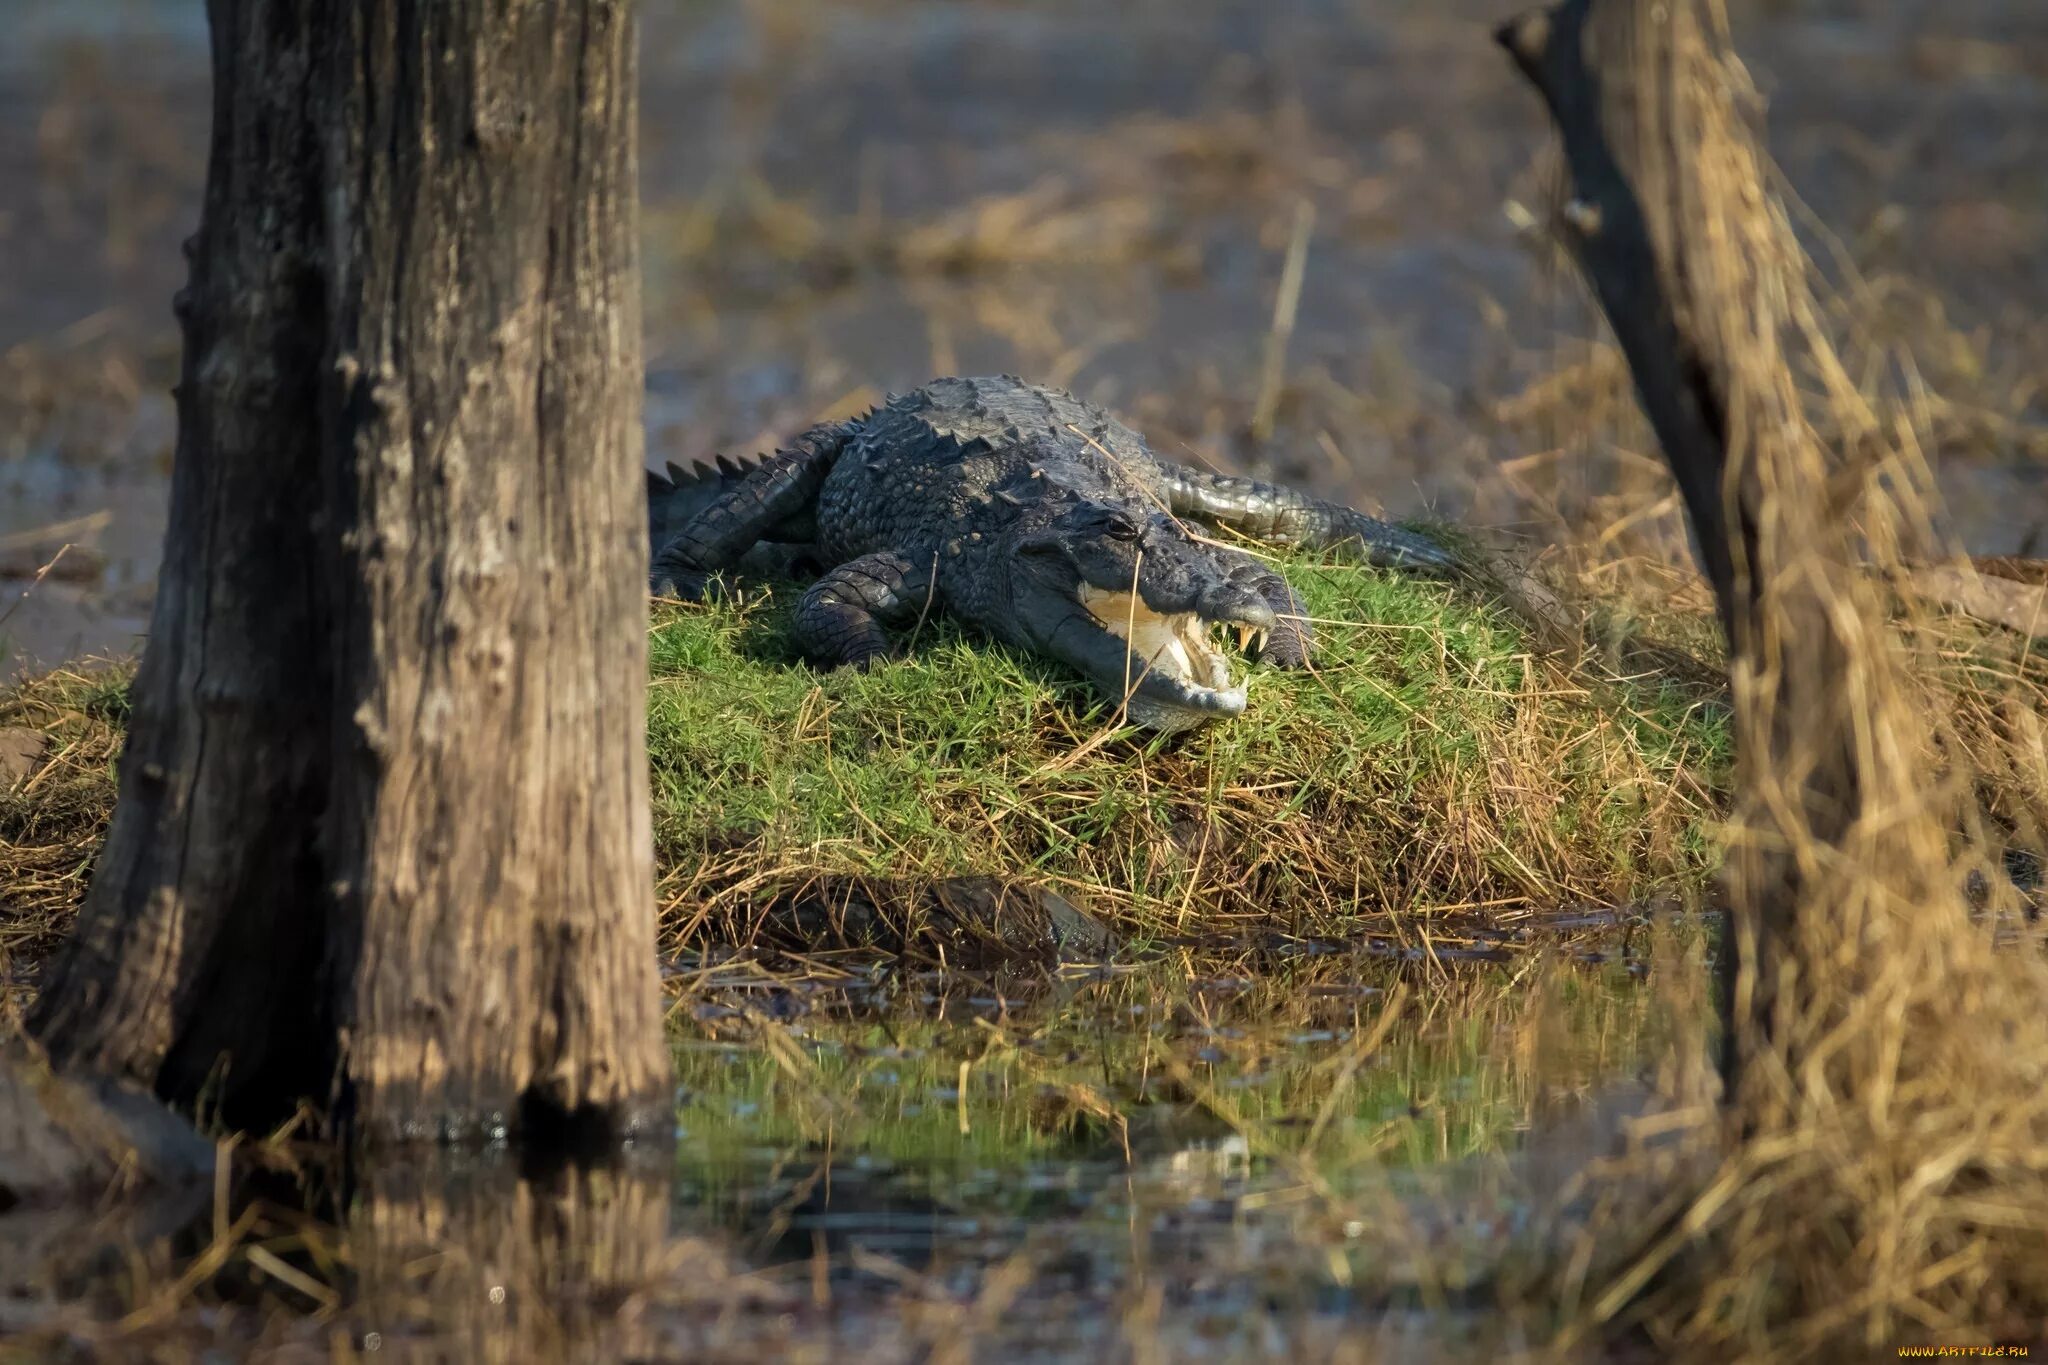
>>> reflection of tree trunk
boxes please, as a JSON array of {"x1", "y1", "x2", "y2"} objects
[
  {"x1": 349, "y1": 1149, "x2": 675, "y2": 1363},
  {"x1": 0, "y1": 1041, "x2": 214, "y2": 1323},
  {"x1": 28, "y1": 0, "x2": 669, "y2": 1141}
]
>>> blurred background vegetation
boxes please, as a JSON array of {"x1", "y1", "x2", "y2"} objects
[{"x1": 3, "y1": 0, "x2": 2043, "y2": 676}]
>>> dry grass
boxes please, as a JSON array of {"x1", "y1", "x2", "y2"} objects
[
  {"x1": 644, "y1": 549, "x2": 1731, "y2": 954},
  {"x1": 1499, "y1": 1, "x2": 2048, "y2": 1356},
  {"x1": 0, "y1": 664, "x2": 126, "y2": 1012}
]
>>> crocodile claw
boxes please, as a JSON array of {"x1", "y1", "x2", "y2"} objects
[
  {"x1": 845, "y1": 647, "x2": 901, "y2": 673},
  {"x1": 650, "y1": 566, "x2": 711, "y2": 602},
  {"x1": 651, "y1": 565, "x2": 753, "y2": 605},
  {"x1": 1254, "y1": 621, "x2": 1314, "y2": 669}
]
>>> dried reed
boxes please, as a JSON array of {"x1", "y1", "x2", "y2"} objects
[{"x1": 1503, "y1": 0, "x2": 2048, "y2": 1354}]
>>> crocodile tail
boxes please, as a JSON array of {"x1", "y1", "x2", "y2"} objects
[
  {"x1": 1157, "y1": 464, "x2": 1459, "y2": 575},
  {"x1": 646, "y1": 415, "x2": 862, "y2": 561},
  {"x1": 648, "y1": 453, "x2": 764, "y2": 551},
  {"x1": 649, "y1": 452, "x2": 762, "y2": 494}
]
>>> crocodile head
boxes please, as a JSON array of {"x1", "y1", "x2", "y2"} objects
[{"x1": 1002, "y1": 499, "x2": 1279, "y2": 732}]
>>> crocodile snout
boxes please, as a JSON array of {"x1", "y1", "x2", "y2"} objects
[{"x1": 1195, "y1": 584, "x2": 1277, "y2": 629}]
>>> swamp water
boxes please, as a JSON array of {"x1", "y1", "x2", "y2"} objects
[
  {"x1": 6, "y1": 944, "x2": 1713, "y2": 1361},
  {"x1": 666, "y1": 953, "x2": 1677, "y2": 1285}
]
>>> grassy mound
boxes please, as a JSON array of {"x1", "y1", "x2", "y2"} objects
[
  {"x1": 2, "y1": 555, "x2": 1731, "y2": 974},
  {"x1": 649, "y1": 551, "x2": 1730, "y2": 944}
]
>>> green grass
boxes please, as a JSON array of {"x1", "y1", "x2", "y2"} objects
[
  {"x1": 2, "y1": 553, "x2": 1733, "y2": 962},
  {"x1": 648, "y1": 550, "x2": 1732, "y2": 943}
]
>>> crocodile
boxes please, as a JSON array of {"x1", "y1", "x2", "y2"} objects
[
  {"x1": 649, "y1": 375, "x2": 1457, "y2": 732},
  {"x1": 648, "y1": 454, "x2": 824, "y2": 585}
]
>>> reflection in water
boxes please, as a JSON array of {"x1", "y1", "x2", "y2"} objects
[
  {"x1": 0, "y1": 950, "x2": 1706, "y2": 1357},
  {"x1": 643, "y1": 952, "x2": 1699, "y2": 1355},
  {"x1": 345, "y1": 1148, "x2": 680, "y2": 1363}
]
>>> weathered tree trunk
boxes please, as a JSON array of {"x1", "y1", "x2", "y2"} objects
[
  {"x1": 1495, "y1": 0, "x2": 1832, "y2": 1103},
  {"x1": 1495, "y1": 0, "x2": 1976, "y2": 1114},
  {"x1": 1496, "y1": 0, "x2": 1915, "y2": 1129},
  {"x1": 29, "y1": 0, "x2": 669, "y2": 1145},
  {"x1": 1498, "y1": 9, "x2": 2048, "y2": 1345}
]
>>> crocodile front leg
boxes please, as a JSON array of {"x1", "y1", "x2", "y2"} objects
[
  {"x1": 795, "y1": 551, "x2": 937, "y2": 671},
  {"x1": 1159, "y1": 465, "x2": 1456, "y2": 573},
  {"x1": 650, "y1": 420, "x2": 852, "y2": 599}
]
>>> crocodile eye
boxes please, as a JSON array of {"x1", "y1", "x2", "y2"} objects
[{"x1": 1104, "y1": 512, "x2": 1141, "y2": 542}]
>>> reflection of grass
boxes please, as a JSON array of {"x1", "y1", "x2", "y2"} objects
[
  {"x1": 649, "y1": 548, "x2": 1731, "y2": 942},
  {"x1": 665, "y1": 954, "x2": 1717, "y2": 1311},
  {"x1": 671, "y1": 957, "x2": 1682, "y2": 1187}
]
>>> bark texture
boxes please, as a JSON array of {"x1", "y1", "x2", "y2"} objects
[
  {"x1": 1495, "y1": 0, "x2": 1930, "y2": 1109},
  {"x1": 1495, "y1": 0, "x2": 1852, "y2": 1097},
  {"x1": 27, "y1": 1, "x2": 339, "y2": 1117},
  {"x1": 30, "y1": 0, "x2": 667, "y2": 1145}
]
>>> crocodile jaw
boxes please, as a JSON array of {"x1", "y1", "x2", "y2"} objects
[{"x1": 1075, "y1": 585, "x2": 1266, "y2": 728}]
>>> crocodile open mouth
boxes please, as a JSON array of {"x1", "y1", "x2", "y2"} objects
[{"x1": 1076, "y1": 585, "x2": 1267, "y2": 725}]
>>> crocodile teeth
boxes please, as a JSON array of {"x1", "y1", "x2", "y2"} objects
[{"x1": 1226, "y1": 623, "x2": 1270, "y2": 655}]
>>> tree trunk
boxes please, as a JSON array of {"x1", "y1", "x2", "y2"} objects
[
  {"x1": 29, "y1": 0, "x2": 669, "y2": 1145},
  {"x1": 1495, "y1": 0, "x2": 1824, "y2": 1103},
  {"x1": 1495, "y1": 0, "x2": 1967, "y2": 1112}
]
